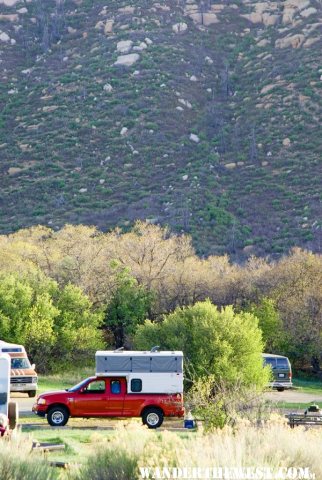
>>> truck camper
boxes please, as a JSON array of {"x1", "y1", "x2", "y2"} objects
[
  {"x1": 0, "y1": 341, "x2": 38, "y2": 397},
  {"x1": 33, "y1": 349, "x2": 184, "y2": 428}
]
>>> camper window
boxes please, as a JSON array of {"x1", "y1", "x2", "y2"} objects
[{"x1": 131, "y1": 379, "x2": 142, "y2": 392}]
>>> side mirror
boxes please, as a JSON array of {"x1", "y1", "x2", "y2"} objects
[{"x1": 31, "y1": 364, "x2": 36, "y2": 370}]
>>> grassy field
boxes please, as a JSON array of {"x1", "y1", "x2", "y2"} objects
[
  {"x1": 37, "y1": 368, "x2": 93, "y2": 394},
  {"x1": 293, "y1": 377, "x2": 322, "y2": 394}
]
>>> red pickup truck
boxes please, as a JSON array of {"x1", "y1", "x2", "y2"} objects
[{"x1": 32, "y1": 375, "x2": 184, "y2": 428}]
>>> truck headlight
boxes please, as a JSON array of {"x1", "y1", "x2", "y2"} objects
[
  {"x1": 32, "y1": 377, "x2": 38, "y2": 384},
  {"x1": 38, "y1": 398, "x2": 46, "y2": 405}
]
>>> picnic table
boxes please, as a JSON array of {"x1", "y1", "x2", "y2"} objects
[{"x1": 287, "y1": 412, "x2": 322, "y2": 428}]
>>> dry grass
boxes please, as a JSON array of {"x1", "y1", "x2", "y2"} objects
[
  {"x1": 4, "y1": 417, "x2": 322, "y2": 479},
  {"x1": 73, "y1": 417, "x2": 322, "y2": 479}
]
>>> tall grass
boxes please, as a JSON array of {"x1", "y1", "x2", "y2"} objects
[
  {"x1": 0, "y1": 436, "x2": 56, "y2": 480},
  {"x1": 5, "y1": 418, "x2": 322, "y2": 479},
  {"x1": 74, "y1": 418, "x2": 322, "y2": 479}
]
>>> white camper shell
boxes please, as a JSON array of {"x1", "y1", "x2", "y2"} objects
[{"x1": 95, "y1": 350, "x2": 183, "y2": 394}]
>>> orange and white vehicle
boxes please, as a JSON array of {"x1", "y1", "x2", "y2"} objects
[
  {"x1": 0, "y1": 341, "x2": 38, "y2": 398},
  {"x1": 33, "y1": 349, "x2": 184, "y2": 428}
]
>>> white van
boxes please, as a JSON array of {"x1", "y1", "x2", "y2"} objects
[{"x1": 0, "y1": 341, "x2": 38, "y2": 397}]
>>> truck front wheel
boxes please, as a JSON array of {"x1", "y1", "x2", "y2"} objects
[
  {"x1": 47, "y1": 406, "x2": 69, "y2": 427},
  {"x1": 142, "y1": 408, "x2": 164, "y2": 429},
  {"x1": 28, "y1": 391, "x2": 36, "y2": 398}
]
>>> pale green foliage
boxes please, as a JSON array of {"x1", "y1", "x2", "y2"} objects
[
  {"x1": 249, "y1": 297, "x2": 288, "y2": 353},
  {"x1": 0, "y1": 273, "x2": 103, "y2": 372},
  {"x1": 135, "y1": 300, "x2": 269, "y2": 389},
  {"x1": 0, "y1": 275, "x2": 33, "y2": 341}
]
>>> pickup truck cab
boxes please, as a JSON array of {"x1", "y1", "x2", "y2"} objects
[{"x1": 33, "y1": 375, "x2": 184, "y2": 428}]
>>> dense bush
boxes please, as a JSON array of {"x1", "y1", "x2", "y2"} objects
[{"x1": 134, "y1": 300, "x2": 269, "y2": 390}]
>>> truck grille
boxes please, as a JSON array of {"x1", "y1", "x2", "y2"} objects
[{"x1": 11, "y1": 377, "x2": 33, "y2": 384}]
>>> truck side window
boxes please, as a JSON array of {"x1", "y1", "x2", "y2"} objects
[
  {"x1": 131, "y1": 379, "x2": 142, "y2": 392},
  {"x1": 111, "y1": 380, "x2": 121, "y2": 394},
  {"x1": 85, "y1": 380, "x2": 105, "y2": 393}
]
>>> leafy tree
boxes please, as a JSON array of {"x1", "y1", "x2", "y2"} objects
[
  {"x1": 0, "y1": 273, "x2": 104, "y2": 372},
  {"x1": 104, "y1": 267, "x2": 154, "y2": 348},
  {"x1": 52, "y1": 283, "x2": 104, "y2": 365},
  {"x1": 134, "y1": 300, "x2": 269, "y2": 390},
  {"x1": 248, "y1": 297, "x2": 288, "y2": 353},
  {"x1": 0, "y1": 275, "x2": 33, "y2": 342},
  {"x1": 24, "y1": 293, "x2": 58, "y2": 372}
]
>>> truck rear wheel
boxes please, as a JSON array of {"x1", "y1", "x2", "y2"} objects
[
  {"x1": 8, "y1": 401, "x2": 19, "y2": 430},
  {"x1": 142, "y1": 408, "x2": 164, "y2": 429},
  {"x1": 47, "y1": 406, "x2": 69, "y2": 427}
]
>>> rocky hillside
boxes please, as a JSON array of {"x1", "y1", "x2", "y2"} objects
[{"x1": 0, "y1": 0, "x2": 321, "y2": 256}]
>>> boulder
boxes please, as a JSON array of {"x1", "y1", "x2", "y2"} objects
[
  {"x1": 95, "y1": 20, "x2": 105, "y2": 30},
  {"x1": 103, "y1": 83, "x2": 113, "y2": 93},
  {"x1": 114, "y1": 53, "x2": 140, "y2": 67},
  {"x1": 300, "y1": 7, "x2": 317, "y2": 17},
  {"x1": 0, "y1": 0, "x2": 19, "y2": 5},
  {"x1": 118, "y1": 6, "x2": 135, "y2": 14},
  {"x1": 242, "y1": 12, "x2": 263, "y2": 23},
  {"x1": 0, "y1": 14, "x2": 18, "y2": 22},
  {"x1": 8, "y1": 167, "x2": 22, "y2": 175},
  {"x1": 116, "y1": 40, "x2": 133, "y2": 53},
  {"x1": 275, "y1": 34, "x2": 305, "y2": 48},
  {"x1": 262, "y1": 13, "x2": 279, "y2": 26},
  {"x1": 190, "y1": 133, "x2": 200, "y2": 143},
  {"x1": 202, "y1": 13, "x2": 218, "y2": 25},
  {"x1": 104, "y1": 19, "x2": 114, "y2": 35},
  {"x1": 257, "y1": 39, "x2": 270, "y2": 47},
  {"x1": 0, "y1": 31, "x2": 10, "y2": 42},
  {"x1": 172, "y1": 23, "x2": 188, "y2": 34}
]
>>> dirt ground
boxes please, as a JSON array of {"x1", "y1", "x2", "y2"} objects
[{"x1": 264, "y1": 389, "x2": 322, "y2": 404}]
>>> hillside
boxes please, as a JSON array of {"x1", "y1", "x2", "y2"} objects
[{"x1": 0, "y1": 0, "x2": 321, "y2": 256}]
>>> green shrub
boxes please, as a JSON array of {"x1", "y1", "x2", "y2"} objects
[{"x1": 76, "y1": 449, "x2": 138, "y2": 480}]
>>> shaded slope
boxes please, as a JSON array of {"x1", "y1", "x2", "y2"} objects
[{"x1": 0, "y1": 0, "x2": 321, "y2": 255}]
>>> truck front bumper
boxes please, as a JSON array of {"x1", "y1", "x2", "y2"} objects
[
  {"x1": 32, "y1": 404, "x2": 47, "y2": 418},
  {"x1": 11, "y1": 383, "x2": 37, "y2": 393}
]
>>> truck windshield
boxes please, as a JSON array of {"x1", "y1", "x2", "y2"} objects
[
  {"x1": 11, "y1": 358, "x2": 31, "y2": 369},
  {"x1": 68, "y1": 378, "x2": 93, "y2": 392}
]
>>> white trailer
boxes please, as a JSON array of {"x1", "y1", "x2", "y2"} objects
[
  {"x1": 0, "y1": 353, "x2": 19, "y2": 432},
  {"x1": 95, "y1": 350, "x2": 184, "y2": 394},
  {"x1": 0, "y1": 353, "x2": 10, "y2": 418}
]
